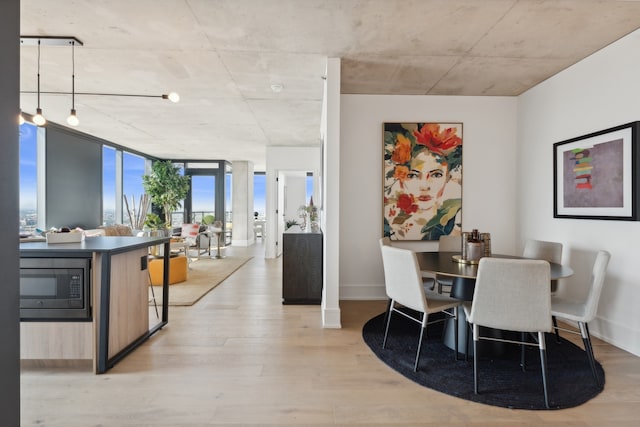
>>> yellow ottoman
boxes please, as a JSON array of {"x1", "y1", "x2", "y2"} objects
[{"x1": 149, "y1": 256, "x2": 188, "y2": 285}]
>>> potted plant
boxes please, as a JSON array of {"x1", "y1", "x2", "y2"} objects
[
  {"x1": 202, "y1": 214, "x2": 215, "y2": 227},
  {"x1": 285, "y1": 219, "x2": 300, "y2": 230},
  {"x1": 142, "y1": 160, "x2": 190, "y2": 230},
  {"x1": 143, "y1": 213, "x2": 165, "y2": 234}
]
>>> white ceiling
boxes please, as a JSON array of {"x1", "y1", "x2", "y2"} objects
[{"x1": 19, "y1": 0, "x2": 640, "y2": 171}]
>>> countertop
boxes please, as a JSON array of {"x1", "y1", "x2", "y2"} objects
[
  {"x1": 20, "y1": 236, "x2": 170, "y2": 257},
  {"x1": 284, "y1": 226, "x2": 322, "y2": 234}
]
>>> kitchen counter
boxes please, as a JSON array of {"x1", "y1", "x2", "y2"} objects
[
  {"x1": 20, "y1": 235, "x2": 168, "y2": 255},
  {"x1": 20, "y1": 235, "x2": 171, "y2": 373}
]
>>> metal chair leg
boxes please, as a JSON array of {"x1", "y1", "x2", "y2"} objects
[
  {"x1": 382, "y1": 298, "x2": 392, "y2": 330},
  {"x1": 465, "y1": 321, "x2": 471, "y2": 362},
  {"x1": 538, "y1": 331, "x2": 550, "y2": 409},
  {"x1": 147, "y1": 270, "x2": 159, "y2": 319},
  {"x1": 473, "y1": 325, "x2": 479, "y2": 394},
  {"x1": 580, "y1": 322, "x2": 600, "y2": 386},
  {"x1": 520, "y1": 331, "x2": 527, "y2": 372},
  {"x1": 552, "y1": 315, "x2": 561, "y2": 343},
  {"x1": 382, "y1": 300, "x2": 394, "y2": 349},
  {"x1": 453, "y1": 307, "x2": 459, "y2": 361},
  {"x1": 414, "y1": 319, "x2": 426, "y2": 372}
]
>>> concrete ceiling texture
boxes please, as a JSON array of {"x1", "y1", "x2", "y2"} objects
[{"x1": 19, "y1": 0, "x2": 640, "y2": 171}]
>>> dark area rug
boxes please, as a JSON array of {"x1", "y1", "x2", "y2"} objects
[{"x1": 362, "y1": 311, "x2": 605, "y2": 410}]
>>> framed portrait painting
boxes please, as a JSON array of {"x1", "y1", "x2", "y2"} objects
[
  {"x1": 553, "y1": 121, "x2": 640, "y2": 220},
  {"x1": 383, "y1": 122, "x2": 463, "y2": 240}
]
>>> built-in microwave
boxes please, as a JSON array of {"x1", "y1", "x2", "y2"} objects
[{"x1": 19, "y1": 257, "x2": 92, "y2": 321}]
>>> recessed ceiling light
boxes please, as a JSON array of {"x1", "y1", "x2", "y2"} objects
[{"x1": 270, "y1": 84, "x2": 283, "y2": 93}]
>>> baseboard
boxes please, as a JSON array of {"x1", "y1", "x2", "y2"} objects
[
  {"x1": 322, "y1": 306, "x2": 341, "y2": 328},
  {"x1": 21, "y1": 358, "x2": 92, "y2": 371},
  {"x1": 340, "y1": 283, "x2": 387, "y2": 300},
  {"x1": 589, "y1": 315, "x2": 640, "y2": 357}
]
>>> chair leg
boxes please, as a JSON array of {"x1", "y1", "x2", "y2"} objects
[
  {"x1": 147, "y1": 270, "x2": 159, "y2": 319},
  {"x1": 414, "y1": 314, "x2": 427, "y2": 372},
  {"x1": 473, "y1": 324, "x2": 479, "y2": 394},
  {"x1": 520, "y1": 332, "x2": 527, "y2": 372},
  {"x1": 453, "y1": 307, "x2": 459, "y2": 361},
  {"x1": 465, "y1": 321, "x2": 471, "y2": 362},
  {"x1": 382, "y1": 300, "x2": 394, "y2": 349},
  {"x1": 538, "y1": 331, "x2": 550, "y2": 409},
  {"x1": 580, "y1": 322, "x2": 600, "y2": 386},
  {"x1": 552, "y1": 315, "x2": 561, "y2": 343},
  {"x1": 382, "y1": 298, "x2": 392, "y2": 330}
]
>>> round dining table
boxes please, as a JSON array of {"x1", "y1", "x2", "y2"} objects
[
  {"x1": 416, "y1": 251, "x2": 574, "y2": 283},
  {"x1": 415, "y1": 251, "x2": 574, "y2": 355}
]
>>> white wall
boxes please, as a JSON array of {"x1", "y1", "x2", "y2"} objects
[
  {"x1": 518, "y1": 29, "x2": 640, "y2": 356},
  {"x1": 340, "y1": 95, "x2": 518, "y2": 299},
  {"x1": 283, "y1": 173, "x2": 307, "y2": 222},
  {"x1": 265, "y1": 146, "x2": 321, "y2": 259}
]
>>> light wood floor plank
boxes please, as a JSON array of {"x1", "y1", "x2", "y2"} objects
[{"x1": 20, "y1": 242, "x2": 640, "y2": 425}]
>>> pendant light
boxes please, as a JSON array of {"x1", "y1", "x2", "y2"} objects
[
  {"x1": 32, "y1": 40, "x2": 46, "y2": 126},
  {"x1": 66, "y1": 40, "x2": 79, "y2": 126},
  {"x1": 19, "y1": 36, "x2": 177, "y2": 126},
  {"x1": 162, "y1": 92, "x2": 180, "y2": 103}
]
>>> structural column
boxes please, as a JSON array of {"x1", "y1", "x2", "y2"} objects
[
  {"x1": 0, "y1": 0, "x2": 22, "y2": 423},
  {"x1": 231, "y1": 161, "x2": 254, "y2": 247}
]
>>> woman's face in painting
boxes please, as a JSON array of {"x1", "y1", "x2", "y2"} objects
[{"x1": 402, "y1": 150, "x2": 449, "y2": 212}]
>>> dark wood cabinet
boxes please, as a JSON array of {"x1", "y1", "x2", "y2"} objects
[{"x1": 282, "y1": 229, "x2": 322, "y2": 304}]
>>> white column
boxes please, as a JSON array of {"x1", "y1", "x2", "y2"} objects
[
  {"x1": 322, "y1": 57, "x2": 342, "y2": 328},
  {"x1": 231, "y1": 161, "x2": 254, "y2": 247}
]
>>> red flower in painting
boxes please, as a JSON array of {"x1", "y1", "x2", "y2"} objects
[
  {"x1": 413, "y1": 123, "x2": 461, "y2": 156},
  {"x1": 396, "y1": 193, "x2": 418, "y2": 214}
]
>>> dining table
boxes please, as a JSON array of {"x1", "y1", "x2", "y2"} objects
[
  {"x1": 416, "y1": 251, "x2": 574, "y2": 288},
  {"x1": 416, "y1": 251, "x2": 574, "y2": 356}
]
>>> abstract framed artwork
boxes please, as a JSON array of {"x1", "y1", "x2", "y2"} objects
[
  {"x1": 553, "y1": 121, "x2": 640, "y2": 220},
  {"x1": 383, "y1": 122, "x2": 463, "y2": 240}
]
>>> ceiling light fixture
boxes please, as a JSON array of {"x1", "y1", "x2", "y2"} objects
[
  {"x1": 21, "y1": 90, "x2": 181, "y2": 101},
  {"x1": 32, "y1": 39, "x2": 46, "y2": 126},
  {"x1": 270, "y1": 83, "x2": 284, "y2": 93},
  {"x1": 20, "y1": 36, "x2": 178, "y2": 126},
  {"x1": 66, "y1": 40, "x2": 79, "y2": 126},
  {"x1": 163, "y1": 92, "x2": 180, "y2": 103}
]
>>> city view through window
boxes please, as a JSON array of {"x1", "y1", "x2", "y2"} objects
[{"x1": 19, "y1": 122, "x2": 278, "y2": 233}]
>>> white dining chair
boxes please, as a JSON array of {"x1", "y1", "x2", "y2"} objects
[
  {"x1": 523, "y1": 239, "x2": 565, "y2": 342},
  {"x1": 467, "y1": 257, "x2": 552, "y2": 408},
  {"x1": 523, "y1": 239, "x2": 563, "y2": 293},
  {"x1": 551, "y1": 250, "x2": 610, "y2": 387},
  {"x1": 380, "y1": 244, "x2": 462, "y2": 371}
]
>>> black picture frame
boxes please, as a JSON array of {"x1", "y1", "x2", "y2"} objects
[{"x1": 553, "y1": 121, "x2": 640, "y2": 221}]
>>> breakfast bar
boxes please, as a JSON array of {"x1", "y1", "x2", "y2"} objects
[{"x1": 19, "y1": 236, "x2": 171, "y2": 373}]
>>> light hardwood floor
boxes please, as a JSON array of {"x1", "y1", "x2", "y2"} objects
[{"x1": 21, "y1": 242, "x2": 640, "y2": 426}]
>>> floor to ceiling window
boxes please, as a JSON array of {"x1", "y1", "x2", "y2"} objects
[
  {"x1": 306, "y1": 173, "x2": 314, "y2": 204},
  {"x1": 19, "y1": 122, "x2": 38, "y2": 232},
  {"x1": 190, "y1": 175, "x2": 216, "y2": 224},
  {"x1": 254, "y1": 173, "x2": 266, "y2": 218},
  {"x1": 102, "y1": 146, "x2": 117, "y2": 225},
  {"x1": 122, "y1": 152, "x2": 147, "y2": 229}
]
